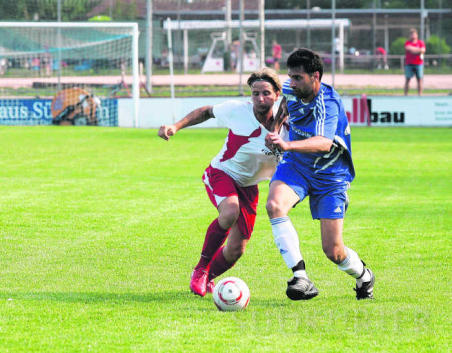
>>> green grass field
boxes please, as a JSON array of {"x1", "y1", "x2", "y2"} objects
[{"x1": 0, "y1": 126, "x2": 450, "y2": 352}]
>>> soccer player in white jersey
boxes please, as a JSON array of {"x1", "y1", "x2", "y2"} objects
[
  {"x1": 158, "y1": 68, "x2": 286, "y2": 297},
  {"x1": 265, "y1": 48, "x2": 375, "y2": 300}
]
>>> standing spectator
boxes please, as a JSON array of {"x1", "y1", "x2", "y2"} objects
[
  {"x1": 404, "y1": 28, "x2": 426, "y2": 95},
  {"x1": 41, "y1": 46, "x2": 53, "y2": 77},
  {"x1": 31, "y1": 57, "x2": 40, "y2": 72},
  {"x1": 230, "y1": 38, "x2": 240, "y2": 72},
  {"x1": 272, "y1": 40, "x2": 282, "y2": 72},
  {"x1": 0, "y1": 56, "x2": 7, "y2": 75}
]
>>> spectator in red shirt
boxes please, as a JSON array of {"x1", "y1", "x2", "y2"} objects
[
  {"x1": 376, "y1": 46, "x2": 388, "y2": 70},
  {"x1": 272, "y1": 40, "x2": 282, "y2": 71},
  {"x1": 404, "y1": 28, "x2": 426, "y2": 95}
]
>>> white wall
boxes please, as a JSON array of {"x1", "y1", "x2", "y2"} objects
[{"x1": 123, "y1": 96, "x2": 251, "y2": 128}]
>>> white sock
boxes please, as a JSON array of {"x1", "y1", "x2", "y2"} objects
[
  {"x1": 293, "y1": 269, "x2": 307, "y2": 279},
  {"x1": 356, "y1": 269, "x2": 371, "y2": 288},
  {"x1": 338, "y1": 247, "x2": 370, "y2": 285},
  {"x1": 270, "y1": 216, "x2": 303, "y2": 269}
]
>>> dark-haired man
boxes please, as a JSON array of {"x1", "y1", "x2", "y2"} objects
[{"x1": 265, "y1": 48, "x2": 375, "y2": 301}]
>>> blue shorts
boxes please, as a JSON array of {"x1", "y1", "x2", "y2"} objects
[
  {"x1": 271, "y1": 161, "x2": 350, "y2": 220},
  {"x1": 405, "y1": 64, "x2": 423, "y2": 80}
]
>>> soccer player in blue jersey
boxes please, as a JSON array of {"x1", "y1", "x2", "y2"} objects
[{"x1": 265, "y1": 48, "x2": 375, "y2": 300}]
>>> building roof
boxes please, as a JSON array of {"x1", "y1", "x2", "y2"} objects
[
  {"x1": 163, "y1": 18, "x2": 351, "y2": 30},
  {"x1": 88, "y1": 0, "x2": 261, "y2": 18}
]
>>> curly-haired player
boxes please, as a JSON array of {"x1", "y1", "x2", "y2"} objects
[{"x1": 158, "y1": 68, "x2": 287, "y2": 297}]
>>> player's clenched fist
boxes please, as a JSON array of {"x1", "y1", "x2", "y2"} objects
[
  {"x1": 266, "y1": 132, "x2": 289, "y2": 152},
  {"x1": 158, "y1": 124, "x2": 177, "y2": 140}
]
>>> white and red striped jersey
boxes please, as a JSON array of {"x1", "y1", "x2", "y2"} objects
[{"x1": 211, "y1": 100, "x2": 282, "y2": 187}]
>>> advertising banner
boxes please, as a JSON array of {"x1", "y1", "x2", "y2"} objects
[
  {"x1": 1, "y1": 96, "x2": 451, "y2": 128},
  {"x1": 134, "y1": 96, "x2": 452, "y2": 128},
  {"x1": 0, "y1": 98, "x2": 118, "y2": 126},
  {"x1": 0, "y1": 99, "x2": 53, "y2": 125},
  {"x1": 342, "y1": 96, "x2": 452, "y2": 126}
]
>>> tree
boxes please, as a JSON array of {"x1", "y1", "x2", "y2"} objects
[
  {"x1": 390, "y1": 37, "x2": 406, "y2": 55},
  {"x1": 112, "y1": 0, "x2": 137, "y2": 20},
  {"x1": 426, "y1": 35, "x2": 451, "y2": 55},
  {"x1": 265, "y1": 0, "x2": 372, "y2": 10},
  {"x1": 0, "y1": 0, "x2": 101, "y2": 21}
]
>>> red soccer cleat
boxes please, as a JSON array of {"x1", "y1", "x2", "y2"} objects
[
  {"x1": 206, "y1": 279, "x2": 215, "y2": 294},
  {"x1": 190, "y1": 268, "x2": 208, "y2": 297}
]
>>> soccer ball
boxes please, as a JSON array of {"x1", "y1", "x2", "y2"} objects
[{"x1": 212, "y1": 277, "x2": 250, "y2": 311}]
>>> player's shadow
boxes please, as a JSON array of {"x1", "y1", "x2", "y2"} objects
[
  {"x1": 0, "y1": 292, "x2": 341, "y2": 308},
  {"x1": 0, "y1": 290, "x2": 194, "y2": 304},
  {"x1": 250, "y1": 297, "x2": 318, "y2": 308}
]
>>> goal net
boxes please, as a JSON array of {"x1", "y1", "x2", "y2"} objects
[{"x1": 0, "y1": 22, "x2": 139, "y2": 127}]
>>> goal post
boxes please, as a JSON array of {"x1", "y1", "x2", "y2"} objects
[{"x1": 0, "y1": 22, "x2": 139, "y2": 127}]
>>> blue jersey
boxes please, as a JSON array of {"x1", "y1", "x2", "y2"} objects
[{"x1": 282, "y1": 80, "x2": 355, "y2": 182}]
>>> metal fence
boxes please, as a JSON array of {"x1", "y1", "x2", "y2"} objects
[{"x1": 141, "y1": 5, "x2": 451, "y2": 74}]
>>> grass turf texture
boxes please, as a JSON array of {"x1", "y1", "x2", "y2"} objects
[
  {"x1": 0, "y1": 126, "x2": 450, "y2": 352},
  {"x1": 1, "y1": 86, "x2": 450, "y2": 98}
]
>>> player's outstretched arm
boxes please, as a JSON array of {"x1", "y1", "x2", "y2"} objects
[{"x1": 158, "y1": 105, "x2": 214, "y2": 141}]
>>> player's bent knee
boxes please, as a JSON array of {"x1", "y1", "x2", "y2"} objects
[
  {"x1": 218, "y1": 206, "x2": 240, "y2": 229},
  {"x1": 224, "y1": 244, "x2": 244, "y2": 263},
  {"x1": 266, "y1": 198, "x2": 283, "y2": 218},
  {"x1": 322, "y1": 244, "x2": 344, "y2": 264}
]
